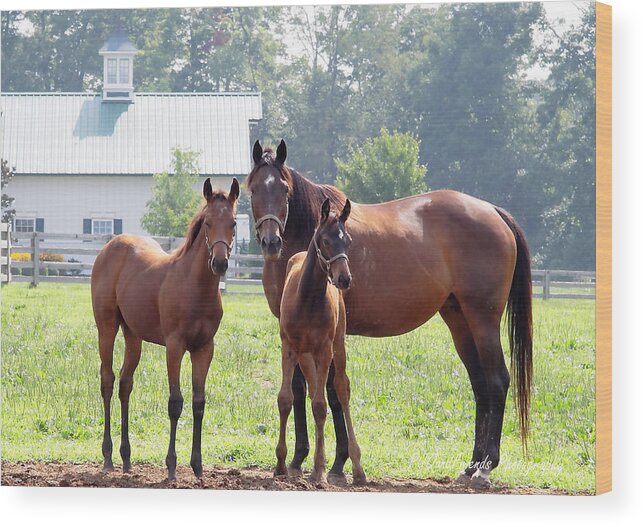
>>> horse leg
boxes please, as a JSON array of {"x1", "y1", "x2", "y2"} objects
[
  {"x1": 332, "y1": 338, "x2": 366, "y2": 486},
  {"x1": 275, "y1": 343, "x2": 297, "y2": 477},
  {"x1": 189, "y1": 341, "x2": 214, "y2": 478},
  {"x1": 288, "y1": 364, "x2": 309, "y2": 476},
  {"x1": 327, "y1": 360, "x2": 350, "y2": 483},
  {"x1": 98, "y1": 321, "x2": 118, "y2": 472},
  {"x1": 464, "y1": 310, "x2": 510, "y2": 489},
  {"x1": 119, "y1": 326, "x2": 142, "y2": 473},
  {"x1": 300, "y1": 350, "x2": 331, "y2": 483},
  {"x1": 165, "y1": 339, "x2": 186, "y2": 481},
  {"x1": 439, "y1": 298, "x2": 488, "y2": 485}
]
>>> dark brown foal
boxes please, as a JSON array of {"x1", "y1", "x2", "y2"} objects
[{"x1": 276, "y1": 198, "x2": 366, "y2": 485}]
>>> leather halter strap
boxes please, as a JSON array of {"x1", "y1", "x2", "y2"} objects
[
  {"x1": 205, "y1": 232, "x2": 233, "y2": 258},
  {"x1": 253, "y1": 201, "x2": 289, "y2": 238},
  {"x1": 313, "y1": 233, "x2": 349, "y2": 281}
]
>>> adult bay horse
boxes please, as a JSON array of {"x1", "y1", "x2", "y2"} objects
[
  {"x1": 247, "y1": 140, "x2": 532, "y2": 488},
  {"x1": 277, "y1": 198, "x2": 366, "y2": 485},
  {"x1": 91, "y1": 178, "x2": 239, "y2": 480}
]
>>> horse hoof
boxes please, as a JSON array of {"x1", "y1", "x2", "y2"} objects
[
  {"x1": 327, "y1": 472, "x2": 348, "y2": 486},
  {"x1": 102, "y1": 463, "x2": 114, "y2": 473},
  {"x1": 307, "y1": 472, "x2": 326, "y2": 485},
  {"x1": 274, "y1": 466, "x2": 288, "y2": 478},
  {"x1": 287, "y1": 467, "x2": 304, "y2": 478},
  {"x1": 352, "y1": 474, "x2": 367, "y2": 487},
  {"x1": 470, "y1": 470, "x2": 491, "y2": 490},
  {"x1": 455, "y1": 471, "x2": 472, "y2": 486}
]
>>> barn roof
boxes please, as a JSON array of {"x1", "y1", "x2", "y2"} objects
[
  {"x1": 99, "y1": 29, "x2": 137, "y2": 53},
  {"x1": 1, "y1": 92, "x2": 262, "y2": 176}
]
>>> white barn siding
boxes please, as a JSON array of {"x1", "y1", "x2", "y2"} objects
[{"x1": 8, "y1": 175, "x2": 233, "y2": 235}]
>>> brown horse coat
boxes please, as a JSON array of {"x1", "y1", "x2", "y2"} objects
[
  {"x1": 91, "y1": 178, "x2": 239, "y2": 480},
  {"x1": 247, "y1": 141, "x2": 532, "y2": 488}
]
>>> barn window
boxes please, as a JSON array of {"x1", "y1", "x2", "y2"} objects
[
  {"x1": 107, "y1": 58, "x2": 117, "y2": 84},
  {"x1": 14, "y1": 218, "x2": 35, "y2": 233},
  {"x1": 92, "y1": 219, "x2": 114, "y2": 235},
  {"x1": 119, "y1": 58, "x2": 130, "y2": 84}
]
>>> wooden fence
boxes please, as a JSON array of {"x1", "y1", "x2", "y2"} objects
[
  {"x1": 3, "y1": 229, "x2": 595, "y2": 299},
  {"x1": 6, "y1": 231, "x2": 263, "y2": 292},
  {"x1": 1, "y1": 222, "x2": 11, "y2": 283}
]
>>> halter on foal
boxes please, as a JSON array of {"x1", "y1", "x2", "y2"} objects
[
  {"x1": 276, "y1": 198, "x2": 366, "y2": 485},
  {"x1": 91, "y1": 178, "x2": 239, "y2": 480}
]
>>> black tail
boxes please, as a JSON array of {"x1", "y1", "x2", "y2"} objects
[{"x1": 495, "y1": 207, "x2": 533, "y2": 454}]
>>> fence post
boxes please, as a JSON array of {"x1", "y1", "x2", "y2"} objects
[
  {"x1": 543, "y1": 269, "x2": 550, "y2": 300},
  {"x1": 31, "y1": 232, "x2": 40, "y2": 287},
  {"x1": 0, "y1": 222, "x2": 11, "y2": 283}
]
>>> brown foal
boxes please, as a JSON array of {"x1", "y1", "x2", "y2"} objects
[
  {"x1": 276, "y1": 198, "x2": 366, "y2": 485},
  {"x1": 91, "y1": 178, "x2": 239, "y2": 480}
]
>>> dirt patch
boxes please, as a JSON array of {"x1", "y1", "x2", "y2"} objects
[{"x1": 0, "y1": 462, "x2": 586, "y2": 495}]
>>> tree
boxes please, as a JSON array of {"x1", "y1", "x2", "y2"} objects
[
  {"x1": 1, "y1": 159, "x2": 16, "y2": 223},
  {"x1": 532, "y1": 4, "x2": 597, "y2": 269},
  {"x1": 141, "y1": 149, "x2": 202, "y2": 237},
  {"x1": 335, "y1": 129, "x2": 427, "y2": 203},
  {"x1": 401, "y1": 3, "x2": 544, "y2": 207}
]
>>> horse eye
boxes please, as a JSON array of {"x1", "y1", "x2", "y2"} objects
[{"x1": 323, "y1": 239, "x2": 329, "y2": 247}]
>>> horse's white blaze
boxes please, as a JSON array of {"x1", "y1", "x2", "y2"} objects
[{"x1": 264, "y1": 174, "x2": 275, "y2": 187}]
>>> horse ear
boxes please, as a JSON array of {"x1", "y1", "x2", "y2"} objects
[
  {"x1": 229, "y1": 178, "x2": 240, "y2": 205},
  {"x1": 320, "y1": 198, "x2": 331, "y2": 223},
  {"x1": 252, "y1": 140, "x2": 263, "y2": 165},
  {"x1": 339, "y1": 198, "x2": 351, "y2": 223},
  {"x1": 203, "y1": 178, "x2": 213, "y2": 200},
  {"x1": 276, "y1": 139, "x2": 287, "y2": 165}
]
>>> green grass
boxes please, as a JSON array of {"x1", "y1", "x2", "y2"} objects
[{"x1": 1, "y1": 283, "x2": 595, "y2": 492}]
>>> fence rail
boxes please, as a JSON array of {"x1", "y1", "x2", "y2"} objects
[
  {"x1": 2, "y1": 230, "x2": 595, "y2": 299},
  {"x1": 6, "y1": 231, "x2": 264, "y2": 292}
]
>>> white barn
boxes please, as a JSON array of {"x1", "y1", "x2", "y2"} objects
[{"x1": 1, "y1": 30, "x2": 262, "y2": 238}]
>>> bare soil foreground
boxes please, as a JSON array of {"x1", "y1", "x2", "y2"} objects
[{"x1": 1, "y1": 462, "x2": 587, "y2": 495}]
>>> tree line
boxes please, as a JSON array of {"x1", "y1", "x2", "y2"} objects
[{"x1": 1, "y1": 3, "x2": 596, "y2": 269}]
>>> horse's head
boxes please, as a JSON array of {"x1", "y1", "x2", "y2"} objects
[
  {"x1": 314, "y1": 198, "x2": 352, "y2": 290},
  {"x1": 247, "y1": 139, "x2": 291, "y2": 261},
  {"x1": 202, "y1": 177, "x2": 239, "y2": 276}
]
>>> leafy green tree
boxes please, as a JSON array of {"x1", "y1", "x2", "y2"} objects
[
  {"x1": 402, "y1": 3, "x2": 544, "y2": 204},
  {"x1": 336, "y1": 129, "x2": 427, "y2": 203},
  {"x1": 1, "y1": 159, "x2": 16, "y2": 223},
  {"x1": 532, "y1": 4, "x2": 597, "y2": 269},
  {"x1": 141, "y1": 149, "x2": 202, "y2": 237}
]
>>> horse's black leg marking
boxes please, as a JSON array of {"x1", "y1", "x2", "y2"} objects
[
  {"x1": 289, "y1": 364, "x2": 309, "y2": 472},
  {"x1": 480, "y1": 364, "x2": 510, "y2": 472},
  {"x1": 166, "y1": 395, "x2": 183, "y2": 480},
  {"x1": 327, "y1": 360, "x2": 349, "y2": 477},
  {"x1": 439, "y1": 297, "x2": 489, "y2": 478}
]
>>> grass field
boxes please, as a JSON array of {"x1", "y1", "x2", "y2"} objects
[{"x1": 1, "y1": 283, "x2": 596, "y2": 492}]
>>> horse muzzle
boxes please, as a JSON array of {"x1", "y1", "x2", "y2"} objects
[
  {"x1": 334, "y1": 273, "x2": 352, "y2": 290},
  {"x1": 260, "y1": 234, "x2": 282, "y2": 260},
  {"x1": 209, "y1": 256, "x2": 229, "y2": 276}
]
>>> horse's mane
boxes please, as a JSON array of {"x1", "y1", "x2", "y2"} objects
[
  {"x1": 246, "y1": 149, "x2": 346, "y2": 246},
  {"x1": 287, "y1": 169, "x2": 346, "y2": 244},
  {"x1": 170, "y1": 191, "x2": 229, "y2": 260}
]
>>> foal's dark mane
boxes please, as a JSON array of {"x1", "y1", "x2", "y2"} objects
[
  {"x1": 247, "y1": 149, "x2": 346, "y2": 247},
  {"x1": 171, "y1": 192, "x2": 229, "y2": 260}
]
